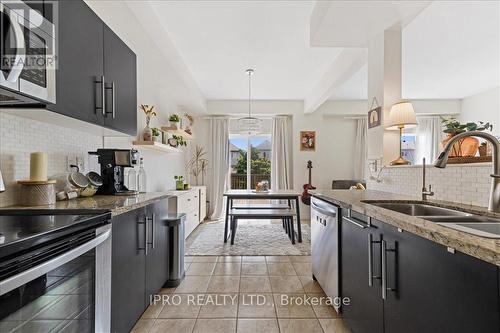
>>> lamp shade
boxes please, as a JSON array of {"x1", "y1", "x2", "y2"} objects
[{"x1": 386, "y1": 101, "x2": 418, "y2": 130}]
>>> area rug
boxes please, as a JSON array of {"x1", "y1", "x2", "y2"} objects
[{"x1": 185, "y1": 221, "x2": 311, "y2": 256}]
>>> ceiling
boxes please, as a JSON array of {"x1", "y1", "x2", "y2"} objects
[{"x1": 148, "y1": 0, "x2": 341, "y2": 100}]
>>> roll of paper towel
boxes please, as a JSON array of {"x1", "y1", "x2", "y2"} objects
[{"x1": 30, "y1": 152, "x2": 48, "y2": 181}]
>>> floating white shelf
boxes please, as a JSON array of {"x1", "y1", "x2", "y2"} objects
[
  {"x1": 161, "y1": 126, "x2": 194, "y2": 139},
  {"x1": 132, "y1": 141, "x2": 182, "y2": 153}
]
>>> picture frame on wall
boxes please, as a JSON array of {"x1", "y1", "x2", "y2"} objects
[
  {"x1": 300, "y1": 131, "x2": 316, "y2": 151},
  {"x1": 368, "y1": 106, "x2": 382, "y2": 128}
]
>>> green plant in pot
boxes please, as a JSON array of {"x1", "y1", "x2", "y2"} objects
[
  {"x1": 441, "y1": 117, "x2": 493, "y2": 157},
  {"x1": 174, "y1": 175, "x2": 184, "y2": 190},
  {"x1": 172, "y1": 135, "x2": 187, "y2": 147},
  {"x1": 169, "y1": 114, "x2": 181, "y2": 129},
  {"x1": 151, "y1": 127, "x2": 161, "y2": 143}
]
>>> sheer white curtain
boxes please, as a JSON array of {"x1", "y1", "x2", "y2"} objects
[
  {"x1": 271, "y1": 116, "x2": 293, "y2": 190},
  {"x1": 416, "y1": 116, "x2": 442, "y2": 164},
  {"x1": 208, "y1": 117, "x2": 230, "y2": 220},
  {"x1": 354, "y1": 117, "x2": 367, "y2": 180}
]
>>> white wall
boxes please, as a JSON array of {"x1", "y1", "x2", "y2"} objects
[{"x1": 459, "y1": 87, "x2": 500, "y2": 135}]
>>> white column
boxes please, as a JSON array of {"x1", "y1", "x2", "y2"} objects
[{"x1": 367, "y1": 29, "x2": 402, "y2": 165}]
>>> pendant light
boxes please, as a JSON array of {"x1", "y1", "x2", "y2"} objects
[{"x1": 238, "y1": 68, "x2": 262, "y2": 135}]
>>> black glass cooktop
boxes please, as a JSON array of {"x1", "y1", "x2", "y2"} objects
[{"x1": 0, "y1": 209, "x2": 111, "y2": 259}]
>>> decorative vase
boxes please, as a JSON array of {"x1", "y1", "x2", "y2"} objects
[
  {"x1": 143, "y1": 126, "x2": 152, "y2": 141},
  {"x1": 478, "y1": 144, "x2": 488, "y2": 156},
  {"x1": 441, "y1": 133, "x2": 479, "y2": 157},
  {"x1": 176, "y1": 180, "x2": 184, "y2": 190},
  {"x1": 170, "y1": 121, "x2": 180, "y2": 129}
]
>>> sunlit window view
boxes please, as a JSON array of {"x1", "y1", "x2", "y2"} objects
[{"x1": 229, "y1": 135, "x2": 271, "y2": 189}]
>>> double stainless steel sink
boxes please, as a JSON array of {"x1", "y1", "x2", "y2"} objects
[{"x1": 365, "y1": 201, "x2": 500, "y2": 238}]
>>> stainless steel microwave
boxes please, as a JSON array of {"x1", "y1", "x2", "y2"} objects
[{"x1": 0, "y1": 0, "x2": 56, "y2": 105}]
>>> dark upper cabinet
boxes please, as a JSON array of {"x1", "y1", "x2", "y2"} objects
[
  {"x1": 47, "y1": 0, "x2": 105, "y2": 125},
  {"x1": 145, "y1": 200, "x2": 169, "y2": 300},
  {"x1": 340, "y1": 210, "x2": 384, "y2": 333},
  {"x1": 381, "y1": 222, "x2": 499, "y2": 333},
  {"x1": 111, "y1": 208, "x2": 147, "y2": 333},
  {"x1": 103, "y1": 26, "x2": 137, "y2": 136},
  {"x1": 47, "y1": 0, "x2": 137, "y2": 135}
]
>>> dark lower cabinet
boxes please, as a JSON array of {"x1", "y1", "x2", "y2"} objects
[
  {"x1": 381, "y1": 222, "x2": 499, "y2": 333},
  {"x1": 341, "y1": 209, "x2": 500, "y2": 333},
  {"x1": 111, "y1": 208, "x2": 147, "y2": 333},
  {"x1": 111, "y1": 199, "x2": 170, "y2": 333},
  {"x1": 341, "y1": 211, "x2": 384, "y2": 333}
]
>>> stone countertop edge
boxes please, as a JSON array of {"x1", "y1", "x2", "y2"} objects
[
  {"x1": 310, "y1": 189, "x2": 500, "y2": 267},
  {"x1": 1, "y1": 192, "x2": 173, "y2": 217}
]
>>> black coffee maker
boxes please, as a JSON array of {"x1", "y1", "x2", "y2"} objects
[{"x1": 89, "y1": 149, "x2": 139, "y2": 195}]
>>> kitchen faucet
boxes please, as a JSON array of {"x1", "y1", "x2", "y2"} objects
[
  {"x1": 421, "y1": 158, "x2": 434, "y2": 201},
  {"x1": 434, "y1": 131, "x2": 500, "y2": 213}
]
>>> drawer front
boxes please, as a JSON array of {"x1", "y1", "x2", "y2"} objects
[
  {"x1": 185, "y1": 211, "x2": 200, "y2": 238},
  {"x1": 178, "y1": 191, "x2": 198, "y2": 213},
  {"x1": 199, "y1": 189, "x2": 207, "y2": 221}
]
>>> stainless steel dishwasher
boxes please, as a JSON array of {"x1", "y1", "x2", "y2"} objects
[{"x1": 311, "y1": 196, "x2": 340, "y2": 313}]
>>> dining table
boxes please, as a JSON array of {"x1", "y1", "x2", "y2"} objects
[{"x1": 222, "y1": 189, "x2": 302, "y2": 243}]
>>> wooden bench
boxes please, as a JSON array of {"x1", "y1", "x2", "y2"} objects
[{"x1": 227, "y1": 209, "x2": 296, "y2": 245}]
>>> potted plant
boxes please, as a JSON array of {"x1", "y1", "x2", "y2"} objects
[
  {"x1": 140, "y1": 105, "x2": 157, "y2": 141},
  {"x1": 174, "y1": 175, "x2": 184, "y2": 190},
  {"x1": 152, "y1": 128, "x2": 161, "y2": 143},
  {"x1": 441, "y1": 118, "x2": 493, "y2": 157},
  {"x1": 478, "y1": 142, "x2": 489, "y2": 156},
  {"x1": 172, "y1": 134, "x2": 187, "y2": 147},
  {"x1": 169, "y1": 114, "x2": 181, "y2": 129}
]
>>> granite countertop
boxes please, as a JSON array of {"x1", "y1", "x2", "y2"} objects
[
  {"x1": 2, "y1": 192, "x2": 173, "y2": 216},
  {"x1": 311, "y1": 189, "x2": 500, "y2": 266}
]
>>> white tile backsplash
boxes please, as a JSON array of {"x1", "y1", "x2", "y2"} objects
[
  {"x1": 367, "y1": 163, "x2": 492, "y2": 207},
  {"x1": 0, "y1": 113, "x2": 102, "y2": 207}
]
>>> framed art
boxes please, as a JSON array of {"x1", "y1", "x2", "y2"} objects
[
  {"x1": 300, "y1": 131, "x2": 316, "y2": 151},
  {"x1": 368, "y1": 106, "x2": 382, "y2": 128}
]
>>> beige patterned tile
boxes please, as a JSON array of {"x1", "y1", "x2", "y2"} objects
[
  {"x1": 288, "y1": 256, "x2": 311, "y2": 263},
  {"x1": 238, "y1": 294, "x2": 276, "y2": 318},
  {"x1": 319, "y1": 318, "x2": 351, "y2": 333},
  {"x1": 193, "y1": 319, "x2": 236, "y2": 333},
  {"x1": 186, "y1": 262, "x2": 216, "y2": 276},
  {"x1": 191, "y1": 256, "x2": 219, "y2": 263},
  {"x1": 150, "y1": 319, "x2": 196, "y2": 333},
  {"x1": 266, "y1": 256, "x2": 291, "y2": 263},
  {"x1": 242, "y1": 256, "x2": 266, "y2": 263},
  {"x1": 241, "y1": 263, "x2": 268, "y2": 276},
  {"x1": 131, "y1": 319, "x2": 154, "y2": 333},
  {"x1": 218, "y1": 256, "x2": 241, "y2": 262},
  {"x1": 213, "y1": 262, "x2": 241, "y2": 276},
  {"x1": 278, "y1": 319, "x2": 324, "y2": 333},
  {"x1": 240, "y1": 276, "x2": 272, "y2": 293},
  {"x1": 237, "y1": 318, "x2": 279, "y2": 333},
  {"x1": 269, "y1": 276, "x2": 304, "y2": 293},
  {"x1": 141, "y1": 301, "x2": 164, "y2": 319},
  {"x1": 273, "y1": 294, "x2": 316, "y2": 318},
  {"x1": 174, "y1": 276, "x2": 211, "y2": 293},
  {"x1": 158, "y1": 294, "x2": 202, "y2": 319},
  {"x1": 185, "y1": 256, "x2": 195, "y2": 263},
  {"x1": 291, "y1": 262, "x2": 311, "y2": 276},
  {"x1": 298, "y1": 276, "x2": 324, "y2": 294},
  {"x1": 207, "y1": 276, "x2": 240, "y2": 293},
  {"x1": 198, "y1": 294, "x2": 239, "y2": 318},
  {"x1": 267, "y1": 263, "x2": 296, "y2": 276}
]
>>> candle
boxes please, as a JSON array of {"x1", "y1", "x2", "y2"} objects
[{"x1": 30, "y1": 152, "x2": 48, "y2": 181}]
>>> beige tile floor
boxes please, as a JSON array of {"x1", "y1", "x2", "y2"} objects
[{"x1": 132, "y1": 255, "x2": 350, "y2": 333}]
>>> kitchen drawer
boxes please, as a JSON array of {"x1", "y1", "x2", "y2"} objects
[
  {"x1": 178, "y1": 191, "x2": 198, "y2": 213},
  {"x1": 185, "y1": 211, "x2": 200, "y2": 238}
]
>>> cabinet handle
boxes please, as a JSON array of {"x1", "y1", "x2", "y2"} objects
[
  {"x1": 368, "y1": 233, "x2": 381, "y2": 287},
  {"x1": 342, "y1": 216, "x2": 367, "y2": 229},
  {"x1": 105, "y1": 82, "x2": 116, "y2": 119},
  {"x1": 151, "y1": 214, "x2": 155, "y2": 249},
  {"x1": 137, "y1": 217, "x2": 148, "y2": 255},
  {"x1": 381, "y1": 240, "x2": 397, "y2": 299},
  {"x1": 94, "y1": 76, "x2": 106, "y2": 115}
]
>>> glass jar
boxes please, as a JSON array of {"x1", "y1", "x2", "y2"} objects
[
  {"x1": 80, "y1": 172, "x2": 103, "y2": 197},
  {"x1": 52, "y1": 169, "x2": 90, "y2": 199}
]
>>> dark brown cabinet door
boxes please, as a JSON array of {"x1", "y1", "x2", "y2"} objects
[
  {"x1": 382, "y1": 223, "x2": 500, "y2": 333},
  {"x1": 103, "y1": 25, "x2": 137, "y2": 136},
  {"x1": 48, "y1": 0, "x2": 104, "y2": 125},
  {"x1": 111, "y1": 208, "x2": 147, "y2": 333},
  {"x1": 145, "y1": 199, "x2": 170, "y2": 300},
  {"x1": 341, "y1": 211, "x2": 384, "y2": 333}
]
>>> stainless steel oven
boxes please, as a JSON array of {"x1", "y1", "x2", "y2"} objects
[
  {"x1": 0, "y1": 211, "x2": 111, "y2": 333},
  {"x1": 1, "y1": 0, "x2": 56, "y2": 105}
]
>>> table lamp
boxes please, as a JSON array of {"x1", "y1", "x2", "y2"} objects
[{"x1": 386, "y1": 101, "x2": 417, "y2": 165}]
